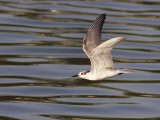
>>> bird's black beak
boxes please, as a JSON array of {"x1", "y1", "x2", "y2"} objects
[{"x1": 72, "y1": 74, "x2": 79, "y2": 77}]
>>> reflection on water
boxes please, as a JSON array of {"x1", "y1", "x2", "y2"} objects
[{"x1": 0, "y1": 0, "x2": 160, "y2": 120}]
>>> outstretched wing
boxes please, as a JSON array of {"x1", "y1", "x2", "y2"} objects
[
  {"x1": 83, "y1": 13, "x2": 106, "y2": 57},
  {"x1": 90, "y1": 37, "x2": 125, "y2": 73}
]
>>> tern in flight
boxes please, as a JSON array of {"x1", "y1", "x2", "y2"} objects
[{"x1": 72, "y1": 13, "x2": 133, "y2": 80}]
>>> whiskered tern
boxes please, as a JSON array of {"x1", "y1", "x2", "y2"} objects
[{"x1": 72, "y1": 13, "x2": 133, "y2": 80}]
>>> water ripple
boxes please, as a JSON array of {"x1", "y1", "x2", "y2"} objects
[{"x1": 0, "y1": 0, "x2": 160, "y2": 120}]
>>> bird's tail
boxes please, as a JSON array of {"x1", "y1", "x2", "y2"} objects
[{"x1": 117, "y1": 69, "x2": 133, "y2": 75}]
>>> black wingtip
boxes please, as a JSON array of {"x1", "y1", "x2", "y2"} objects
[
  {"x1": 101, "y1": 13, "x2": 106, "y2": 18},
  {"x1": 102, "y1": 13, "x2": 106, "y2": 16},
  {"x1": 96, "y1": 13, "x2": 106, "y2": 21}
]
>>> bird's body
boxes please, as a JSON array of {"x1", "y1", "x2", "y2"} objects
[{"x1": 72, "y1": 13, "x2": 133, "y2": 80}]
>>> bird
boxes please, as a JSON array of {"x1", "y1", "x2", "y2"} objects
[{"x1": 72, "y1": 13, "x2": 133, "y2": 80}]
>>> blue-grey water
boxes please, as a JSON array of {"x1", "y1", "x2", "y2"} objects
[{"x1": 0, "y1": 0, "x2": 160, "y2": 120}]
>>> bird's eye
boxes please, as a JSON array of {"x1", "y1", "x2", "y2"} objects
[{"x1": 81, "y1": 73, "x2": 83, "y2": 75}]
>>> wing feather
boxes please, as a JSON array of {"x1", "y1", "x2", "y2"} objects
[
  {"x1": 90, "y1": 37, "x2": 125, "y2": 73},
  {"x1": 83, "y1": 13, "x2": 106, "y2": 57}
]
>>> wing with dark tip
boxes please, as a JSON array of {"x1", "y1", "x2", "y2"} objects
[{"x1": 83, "y1": 13, "x2": 106, "y2": 57}]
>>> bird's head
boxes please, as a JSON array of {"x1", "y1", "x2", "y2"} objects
[{"x1": 72, "y1": 70, "x2": 90, "y2": 79}]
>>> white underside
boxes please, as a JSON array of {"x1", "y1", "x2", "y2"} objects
[
  {"x1": 87, "y1": 71, "x2": 116, "y2": 80},
  {"x1": 80, "y1": 69, "x2": 133, "y2": 81}
]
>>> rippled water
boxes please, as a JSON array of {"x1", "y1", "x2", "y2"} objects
[{"x1": 0, "y1": 0, "x2": 160, "y2": 120}]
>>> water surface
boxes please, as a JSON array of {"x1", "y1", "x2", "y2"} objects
[{"x1": 0, "y1": 0, "x2": 160, "y2": 120}]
